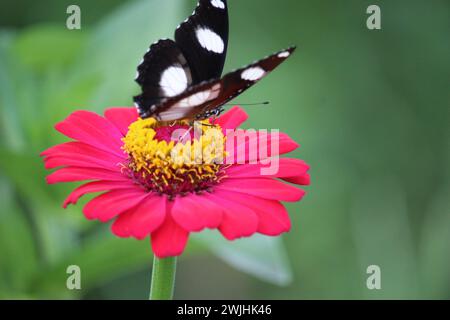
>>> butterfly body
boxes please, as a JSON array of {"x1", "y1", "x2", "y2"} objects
[{"x1": 134, "y1": 0, "x2": 295, "y2": 121}]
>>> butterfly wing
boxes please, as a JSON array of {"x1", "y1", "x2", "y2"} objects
[
  {"x1": 175, "y1": 0, "x2": 229, "y2": 83},
  {"x1": 206, "y1": 46, "x2": 296, "y2": 112},
  {"x1": 134, "y1": 39, "x2": 194, "y2": 118},
  {"x1": 152, "y1": 47, "x2": 296, "y2": 121},
  {"x1": 134, "y1": 0, "x2": 228, "y2": 119}
]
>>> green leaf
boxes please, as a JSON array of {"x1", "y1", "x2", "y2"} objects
[{"x1": 194, "y1": 231, "x2": 293, "y2": 286}]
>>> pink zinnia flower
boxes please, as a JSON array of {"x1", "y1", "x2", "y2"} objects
[{"x1": 41, "y1": 106, "x2": 310, "y2": 258}]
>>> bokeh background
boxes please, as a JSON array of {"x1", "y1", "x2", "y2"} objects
[{"x1": 0, "y1": 0, "x2": 449, "y2": 299}]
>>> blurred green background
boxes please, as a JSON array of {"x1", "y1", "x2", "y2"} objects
[{"x1": 0, "y1": 0, "x2": 449, "y2": 299}]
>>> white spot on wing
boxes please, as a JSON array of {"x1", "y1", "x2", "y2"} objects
[
  {"x1": 176, "y1": 84, "x2": 221, "y2": 108},
  {"x1": 278, "y1": 51, "x2": 290, "y2": 58},
  {"x1": 158, "y1": 84, "x2": 221, "y2": 121},
  {"x1": 160, "y1": 66, "x2": 188, "y2": 97},
  {"x1": 211, "y1": 0, "x2": 225, "y2": 9},
  {"x1": 179, "y1": 90, "x2": 212, "y2": 107},
  {"x1": 196, "y1": 28, "x2": 224, "y2": 54},
  {"x1": 241, "y1": 67, "x2": 266, "y2": 81},
  {"x1": 158, "y1": 109, "x2": 190, "y2": 121}
]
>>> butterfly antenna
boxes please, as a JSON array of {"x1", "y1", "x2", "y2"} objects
[{"x1": 222, "y1": 101, "x2": 270, "y2": 106}]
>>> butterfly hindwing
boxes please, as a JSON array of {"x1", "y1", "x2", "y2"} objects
[
  {"x1": 133, "y1": 39, "x2": 193, "y2": 118},
  {"x1": 151, "y1": 47, "x2": 296, "y2": 121},
  {"x1": 175, "y1": 0, "x2": 229, "y2": 83},
  {"x1": 155, "y1": 80, "x2": 222, "y2": 121},
  {"x1": 209, "y1": 47, "x2": 296, "y2": 111}
]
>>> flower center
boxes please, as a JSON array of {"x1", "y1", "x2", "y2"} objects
[{"x1": 122, "y1": 118, "x2": 227, "y2": 198}]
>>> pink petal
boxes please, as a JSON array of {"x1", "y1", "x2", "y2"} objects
[
  {"x1": 55, "y1": 111, "x2": 124, "y2": 157},
  {"x1": 282, "y1": 173, "x2": 311, "y2": 186},
  {"x1": 83, "y1": 188, "x2": 148, "y2": 222},
  {"x1": 151, "y1": 205, "x2": 189, "y2": 258},
  {"x1": 217, "y1": 178, "x2": 305, "y2": 202},
  {"x1": 43, "y1": 153, "x2": 123, "y2": 171},
  {"x1": 207, "y1": 191, "x2": 258, "y2": 240},
  {"x1": 111, "y1": 196, "x2": 166, "y2": 239},
  {"x1": 40, "y1": 141, "x2": 126, "y2": 161},
  {"x1": 217, "y1": 190, "x2": 291, "y2": 236},
  {"x1": 215, "y1": 106, "x2": 248, "y2": 130},
  {"x1": 46, "y1": 167, "x2": 129, "y2": 184},
  {"x1": 225, "y1": 158, "x2": 310, "y2": 181},
  {"x1": 225, "y1": 131, "x2": 299, "y2": 164},
  {"x1": 104, "y1": 107, "x2": 138, "y2": 135},
  {"x1": 63, "y1": 180, "x2": 135, "y2": 208},
  {"x1": 171, "y1": 194, "x2": 223, "y2": 231}
]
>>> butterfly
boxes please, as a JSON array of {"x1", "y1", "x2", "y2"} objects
[{"x1": 133, "y1": 0, "x2": 295, "y2": 121}]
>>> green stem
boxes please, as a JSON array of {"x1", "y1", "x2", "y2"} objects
[{"x1": 149, "y1": 256, "x2": 177, "y2": 300}]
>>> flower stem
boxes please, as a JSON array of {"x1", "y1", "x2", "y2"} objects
[{"x1": 149, "y1": 256, "x2": 177, "y2": 300}]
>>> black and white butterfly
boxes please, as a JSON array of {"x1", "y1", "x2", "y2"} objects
[{"x1": 134, "y1": 0, "x2": 295, "y2": 121}]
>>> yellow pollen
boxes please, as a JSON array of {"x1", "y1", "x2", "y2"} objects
[{"x1": 122, "y1": 117, "x2": 227, "y2": 195}]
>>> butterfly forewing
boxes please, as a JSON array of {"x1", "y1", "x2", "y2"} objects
[
  {"x1": 151, "y1": 47, "x2": 296, "y2": 121},
  {"x1": 208, "y1": 46, "x2": 296, "y2": 112},
  {"x1": 175, "y1": 0, "x2": 229, "y2": 83},
  {"x1": 134, "y1": 0, "x2": 228, "y2": 119}
]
